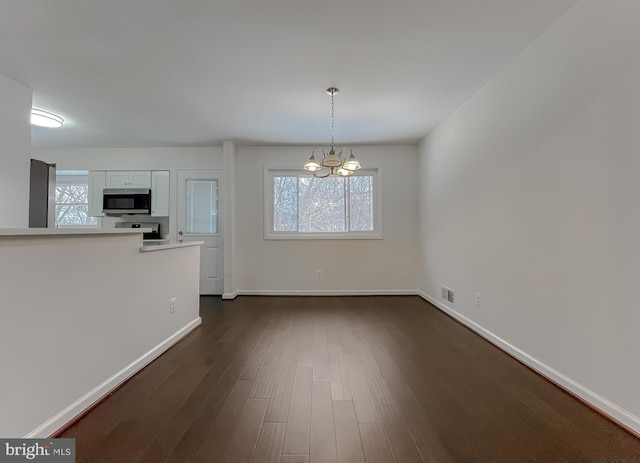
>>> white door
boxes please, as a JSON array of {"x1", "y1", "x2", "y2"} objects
[{"x1": 177, "y1": 170, "x2": 223, "y2": 295}]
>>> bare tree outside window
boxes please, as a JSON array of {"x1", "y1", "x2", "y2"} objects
[
  {"x1": 55, "y1": 182, "x2": 98, "y2": 227},
  {"x1": 273, "y1": 173, "x2": 374, "y2": 233},
  {"x1": 299, "y1": 176, "x2": 346, "y2": 232},
  {"x1": 274, "y1": 176, "x2": 297, "y2": 231},
  {"x1": 349, "y1": 175, "x2": 373, "y2": 231}
]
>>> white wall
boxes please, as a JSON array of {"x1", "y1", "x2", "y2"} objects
[
  {"x1": 235, "y1": 145, "x2": 418, "y2": 294},
  {"x1": 33, "y1": 146, "x2": 223, "y2": 172},
  {"x1": 0, "y1": 233, "x2": 201, "y2": 437},
  {"x1": 33, "y1": 146, "x2": 223, "y2": 239},
  {"x1": 223, "y1": 141, "x2": 237, "y2": 296},
  {"x1": 418, "y1": 0, "x2": 640, "y2": 432},
  {"x1": 0, "y1": 74, "x2": 32, "y2": 227}
]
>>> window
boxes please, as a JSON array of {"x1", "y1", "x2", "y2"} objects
[
  {"x1": 265, "y1": 168, "x2": 381, "y2": 239},
  {"x1": 185, "y1": 178, "x2": 219, "y2": 235},
  {"x1": 55, "y1": 172, "x2": 100, "y2": 228}
]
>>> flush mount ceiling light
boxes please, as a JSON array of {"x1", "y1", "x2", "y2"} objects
[
  {"x1": 304, "y1": 88, "x2": 361, "y2": 178},
  {"x1": 31, "y1": 108, "x2": 64, "y2": 128}
]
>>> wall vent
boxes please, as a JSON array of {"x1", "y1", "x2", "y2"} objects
[{"x1": 441, "y1": 286, "x2": 455, "y2": 304}]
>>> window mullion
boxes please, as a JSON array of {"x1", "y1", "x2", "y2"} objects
[
  {"x1": 345, "y1": 177, "x2": 349, "y2": 232},
  {"x1": 296, "y1": 174, "x2": 300, "y2": 232}
]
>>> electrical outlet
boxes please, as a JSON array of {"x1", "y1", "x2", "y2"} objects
[
  {"x1": 316, "y1": 269, "x2": 323, "y2": 279},
  {"x1": 170, "y1": 297, "x2": 176, "y2": 314},
  {"x1": 475, "y1": 292, "x2": 481, "y2": 308}
]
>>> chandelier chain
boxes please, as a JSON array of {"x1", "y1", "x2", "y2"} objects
[{"x1": 330, "y1": 91, "x2": 335, "y2": 148}]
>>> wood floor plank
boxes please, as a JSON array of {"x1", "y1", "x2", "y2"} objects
[
  {"x1": 359, "y1": 422, "x2": 396, "y2": 463},
  {"x1": 222, "y1": 398, "x2": 269, "y2": 463},
  {"x1": 310, "y1": 381, "x2": 337, "y2": 463},
  {"x1": 342, "y1": 350, "x2": 380, "y2": 423},
  {"x1": 73, "y1": 310, "x2": 264, "y2": 462},
  {"x1": 374, "y1": 399, "x2": 424, "y2": 463},
  {"x1": 313, "y1": 322, "x2": 330, "y2": 381},
  {"x1": 184, "y1": 380, "x2": 255, "y2": 463},
  {"x1": 284, "y1": 318, "x2": 301, "y2": 357},
  {"x1": 92, "y1": 361, "x2": 212, "y2": 462},
  {"x1": 61, "y1": 296, "x2": 640, "y2": 463},
  {"x1": 328, "y1": 343, "x2": 352, "y2": 400},
  {"x1": 252, "y1": 422, "x2": 286, "y2": 463},
  {"x1": 333, "y1": 400, "x2": 365, "y2": 463},
  {"x1": 282, "y1": 366, "x2": 313, "y2": 454},
  {"x1": 365, "y1": 316, "x2": 473, "y2": 462},
  {"x1": 252, "y1": 318, "x2": 292, "y2": 398},
  {"x1": 154, "y1": 320, "x2": 269, "y2": 463},
  {"x1": 241, "y1": 322, "x2": 279, "y2": 380},
  {"x1": 265, "y1": 353, "x2": 298, "y2": 422},
  {"x1": 280, "y1": 456, "x2": 308, "y2": 463},
  {"x1": 297, "y1": 323, "x2": 314, "y2": 367},
  {"x1": 352, "y1": 333, "x2": 393, "y2": 401}
]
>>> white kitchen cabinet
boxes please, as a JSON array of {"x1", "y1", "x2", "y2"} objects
[
  {"x1": 151, "y1": 171, "x2": 170, "y2": 217},
  {"x1": 106, "y1": 171, "x2": 151, "y2": 188},
  {"x1": 88, "y1": 171, "x2": 106, "y2": 217}
]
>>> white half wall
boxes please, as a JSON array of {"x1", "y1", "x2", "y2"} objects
[
  {"x1": 0, "y1": 232, "x2": 201, "y2": 437},
  {"x1": 235, "y1": 145, "x2": 418, "y2": 294},
  {"x1": 0, "y1": 74, "x2": 32, "y2": 227},
  {"x1": 418, "y1": 0, "x2": 640, "y2": 432}
]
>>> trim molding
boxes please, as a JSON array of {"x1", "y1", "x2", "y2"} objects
[
  {"x1": 417, "y1": 290, "x2": 640, "y2": 436},
  {"x1": 233, "y1": 289, "x2": 418, "y2": 297},
  {"x1": 222, "y1": 291, "x2": 239, "y2": 300},
  {"x1": 27, "y1": 317, "x2": 202, "y2": 438}
]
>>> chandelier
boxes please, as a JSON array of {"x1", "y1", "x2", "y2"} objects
[{"x1": 303, "y1": 87, "x2": 361, "y2": 178}]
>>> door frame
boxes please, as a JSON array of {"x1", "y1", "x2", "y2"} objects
[{"x1": 176, "y1": 169, "x2": 224, "y2": 295}]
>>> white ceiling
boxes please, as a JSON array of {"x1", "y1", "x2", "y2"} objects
[{"x1": 0, "y1": 0, "x2": 579, "y2": 149}]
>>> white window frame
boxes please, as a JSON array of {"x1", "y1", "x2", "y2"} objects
[
  {"x1": 264, "y1": 166, "x2": 383, "y2": 240},
  {"x1": 55, "y1": 172, "x2": 101, "y2": 228}
]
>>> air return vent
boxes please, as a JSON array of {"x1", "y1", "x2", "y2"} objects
[{"x1": 441, "y1": 286, "x2": 455, "y2": 304}]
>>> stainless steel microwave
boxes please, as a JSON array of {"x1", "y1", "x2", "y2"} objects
[{"x1": 102, "y1": 188, "x2": 151, "y2": 215}]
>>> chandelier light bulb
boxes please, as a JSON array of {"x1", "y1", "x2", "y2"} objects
[
  {"x1": 304, "y1": 153, "x2": 322, "y2": 172},
  {"x1": 336, "y1": 167, "x2": 354, "y2": 177},
  {"x1": 342, "y1": 153, "x2": 361, "y2": 171}
]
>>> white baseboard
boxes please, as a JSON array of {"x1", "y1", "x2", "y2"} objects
[
  {"x1": 417, "y1": 290, "x2": 640, "y2": 435},
  {"x1": 27, "y1": 317, "x2": 202, "y2": 438},
  {"x1": 232, "y1": 289, "x2": 418, "y2": 297},
  {"x1": 222, "y1": 291, "x2": 239, "y2": 300}
]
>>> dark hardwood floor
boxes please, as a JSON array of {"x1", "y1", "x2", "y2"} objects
[{"x1": 60, "y1": 296, "x2": 640, "y2": 462}]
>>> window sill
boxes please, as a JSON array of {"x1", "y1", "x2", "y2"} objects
[{"x1": 264, "y1": 232, "x2": 383, "y2": 240}]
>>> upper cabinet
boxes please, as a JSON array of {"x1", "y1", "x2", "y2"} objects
[
  {"x1": 151, "y1": 171, "x2": 170, "y2": 217},
  {"x1": 106, "y1": 171, "x2": 151, "y2": 189},
  {"x1": 88, "y1": 170, "x2": 170, "y2": 217},
  {"x1": 88, "y1": 171, "x2": 106, "y2": 217}
]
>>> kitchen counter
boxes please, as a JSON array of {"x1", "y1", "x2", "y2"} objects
[
  {"x1": 140, "y1": 241, "x2": 204, "y2": 252},
  {"x1": 0, "y1": 227, "x2": 151, "y2": 236},
  {"x1": 0, "y1": 229, "x2": 202, "y2": 254}
]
